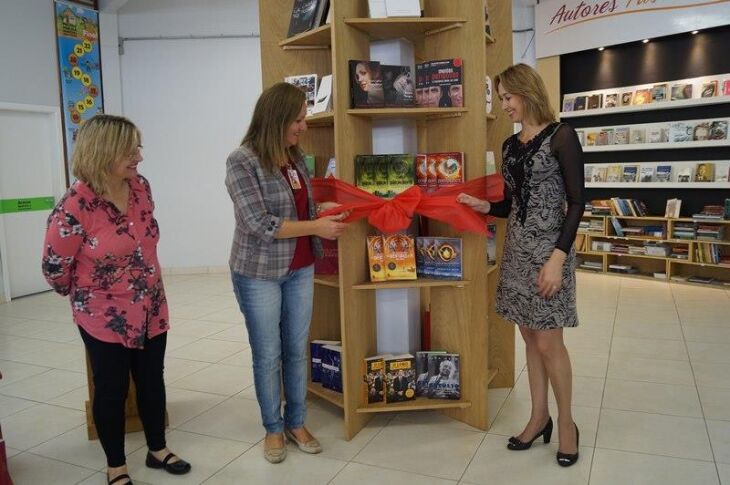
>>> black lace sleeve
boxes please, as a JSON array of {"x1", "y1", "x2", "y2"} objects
[{"x1": 551, "y1": 124, "x2": 585, "y2": 255}]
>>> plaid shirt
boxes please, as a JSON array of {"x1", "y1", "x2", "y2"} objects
[{"x1": 225, "y1": 144, "x2": 322, "y2": 279}]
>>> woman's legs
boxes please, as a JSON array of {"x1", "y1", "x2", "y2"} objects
[
  {"x1": 79, "y1": 327, "x2": 131, "y2": 482},
  {"x1": 515, "y1": 326, "x2": 551, "y2": 441},
  {"x1": 533, "y1": 328, "x2": 577, "y2": 454}
]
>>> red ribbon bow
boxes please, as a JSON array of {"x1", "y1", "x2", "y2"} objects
[{"x1": 311, "y1": 175, "x2": 505, "y2": 235}]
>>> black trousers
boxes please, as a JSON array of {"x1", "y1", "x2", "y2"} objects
[{"x1": 79, "y1": 327, "x2": 167, "y2": 467}]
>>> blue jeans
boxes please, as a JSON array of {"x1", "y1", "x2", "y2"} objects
[{"x1": 231, "y1": 265, "x2": 314, "y2": 434}]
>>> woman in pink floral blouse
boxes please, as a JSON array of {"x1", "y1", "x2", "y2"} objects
[{"x1": 42, "y1": 115, "x2": 190, "y2": 485}]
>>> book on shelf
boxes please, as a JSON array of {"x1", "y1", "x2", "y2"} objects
[
  {"x1": 630, "y1": 128, "x2": 646, "y2": 144},
  {"x1": 648, "y1": 126, "x2": 668, "y2": 143},
  {"x1": 654, "y1": 272, "x2": 667, "y2": 279},
  {"x1": 614, "y1": 127, "x2": 630, "y2": 145},
  {"x1": 415, "y1": 350, "x2": 445, "y2": 397},
  {"x1": 656, "y1": 164, "x2": 672, "y2": 182},
  {"x1": 701, "y1": 80, "x2": 719, "y2": 98},
  {"x1": 384, "y1": 354, "x2": 416, "y2": 403},
  {"x1": 363, "y1": 354, "x2": 391, "y2": 403},
  {"x1": 573, "y1": 96, "x2": 587, "y2": 110},
  {"x1": 312, "y1": 74, "x2": 333, "y2": 114},
  {"x1": 620, "y1": 92, "x2": 633, "y2": 106},
  {"x1": 485, "y1": 151, "x2": 497, "y2": 176},
  {"x1": 562, "y1": 96, "x2": 575, "y2": 112},
  {"x1": 415, "y1": 62, "x2": 431, "y2": 108},
  {"x1": 693, "y1": 205, "x2": 725, "y2": 222},
  {"x1": 415, "y1": 237, "x2": 463, "y2": 280},
  {"x1": 287, "y1": 0, "x2": 328, "y2": 38},
  {"x1": 579, "y1": 261, "x2": 603, "y2": 271},
  {"x1": 640, "y1": 166, "x2": 654, "y2": 182},
  {"x1": 311, "y1": 340, "x2": 341, "y2": 383},
  {"x1": 429, "y1": 58, "x2": 463, "y2": 108},
  {"x1": 425, "y1": 353, "x2": 460, "y2": 400},
  {"x1": 586, "y1": 131, "x2": 598, "y2": 146},
  {"x1": 604, "y1": 93, "x2": 618, "y2": 108},
  {"x1": 665, "y1": 198, "x2": 682, "y2": 218},
  {"x1": 433, "y1": 152, "x2": 464, "y2": 189},
  {"x1": 695, "y1": 163, "x2": 715, "y2": 182},
  {"x1": 726, "y1": 198, "x2": 730, "y2": 219},
  {"x1": 355, "y1": 155, "x2": 376, "y2": 194},
  {"x1": 367, "y1": 235, "x2": 387, "y2": 282},
  {"x1": 717, "y1": 167, "x2": 729, "y2": 183},
  {"x1": 597, "y1": 129, "x2": 613, "y2": 145},
  {"x1": 324, "y1": 157, "x2": 337, "y2": 178},
  {"x1": 633, "y1": 89, "x2": 652, "y2": 105},
  {"x1": 608, "y1": 264, "x2": 638, "y2": 274},
  {"x1": 315, "y1": 237, "x2": 338, "y2": 275},
  {"x1": 349, "y1": 60, "x2": 384, "y2": 108},
  {"x1": 710, "y1": 121, "x2": 728, "y2": 140},
  {"x1": 384, "y1": 234, "x2": 417, "y2": 280},
  {"x1": 591, "y1": 199, "x2": 613, "y2": 216},
  {"x1": 677, "y1": 167, "x2": 693, "y2": 183},
  {"x1": 321, "y1": 344, "x2": 343, "y2": 392},
  {"x1": 303, "y1": 154, "x2": 315, "y2": 177},
  {"x1": 590, "y1": 166, "x2": 607, "y2": 182},
  {"x1": 606, "y1": 165, "x2": 622, "y2": 183},
  {"x1": 669, "y1": 122, "x2": 692, "y2": 142},
  {"x1": 687, "y1": 275, "x2": 715, "y2": 285},
  {"x1": 622, "y1": 165, "x2": 639, "y2": 182},
  {"x1": 384, "y1": 0, "x2": 421, "y2": 17},
  {"x1": 671, "y1": 83, "x2": 693, "y2": 100},
  {"x1": 610, "y1": 216, "x2": 624, "y2": 236},
  {"x1": 415, "y1": 154, "x2": 428, "y2": 189},
  {"x1": 724, "y1": 79, "x2": 730, "y2": 96},
  {"x1": 651, "y1": 84, "x2": 668, "y2": 102},
  {"x1": 284, "y1": 74, "x2": 318, "y2": 116},
  {"x1": 587, "y1": 94, "x2": 602, "y2": 109},
  {"x1": 382, "y1": 65, "x2": 415, "y2": 107},
  {"x1": 644, "y1": 242, "x2": 670, "y2": 257},
  {"x1": 485, "y1": 75, "x2": 493, "y2": 114},
  {"x1": 693, "y1": 122, "x2": 711, "y2": 141},
  {"x1": 388, "y1": 154, "x2": 416, "y2": 196}
]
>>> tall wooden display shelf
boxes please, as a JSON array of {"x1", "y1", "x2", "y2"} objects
[{"x1": 259, "y1": 0, "x2": 515, "y2": 439}]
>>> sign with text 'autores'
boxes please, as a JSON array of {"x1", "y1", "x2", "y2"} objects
[{"x1": 536, "y1": 0, "x2": 730, "y2": 58}]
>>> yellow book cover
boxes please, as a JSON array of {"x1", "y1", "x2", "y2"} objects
[
  {"x1": 383, "y1": 235, "x2": 417, "y2": 280},
  {"x1": 366, "y1": 236, "x2": 387, "y2": 282}
]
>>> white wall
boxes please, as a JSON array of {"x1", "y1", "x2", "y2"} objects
[
  {"x1": 117, "y1": 0, "x2": 261, "y2": 271},
  {"x1": 513, "y1": 3, "x2": 537, "y2": 66}
]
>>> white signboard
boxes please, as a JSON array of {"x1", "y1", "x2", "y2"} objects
[{"x1": 536, "y1": 0, "x2": 730, "y2": 58}]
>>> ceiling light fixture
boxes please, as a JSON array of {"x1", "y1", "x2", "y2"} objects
[
  {"x1": 598, "y1": 46, "x2": 605, "y2": 51},
  {"x1": 642, "y1": 39, "x2": 650, "y2": 43},
  {"x1": 692, "y1": 30, "x2": 699, "y2": 34}
]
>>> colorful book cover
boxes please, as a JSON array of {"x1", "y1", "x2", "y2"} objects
[
  {"x1": 620, "y1": 92, "x2": 633, "y2": 106},
  {"x1": 562, "y1": 97, "x2": 575, "y2": 112},
  {"x1": 383, "y1": 234, "x2": 417, "y2": 280},
  {"x1": 640, "y1": 166, "x2": 654, "y2": 182},
  {"x1": 381, "y1": 65, "x2": 415, "y2": 107},
  {"x1": 433, "y1": 152, "x2": 464, "y2": 189},
  {"x1": 651, "y1": 84, "x2": 668, "y2": 102},
  {"x1": 311, "y1": 339, "x2": 340, "y2": 382},
  {"x1": 701, "y1": 80, "x2": 719, "y2": 97},
  {"x1": 587, "y1": 94, "x2": 602, "y2": 109},
  {"x1": 415, "y1": 62, "x2": 431, "y2": 107},
  {"x1": 321, "y1": 344, "x2": 342, "y2": 392},
  {"x1": 355, "y1": 155, "x2": 376, "y2": 194},
  {"x1": 724, "y1": 80, "x2": 730, "y2": 96},
  {"x1": 633, "y1": 89, "x2": 652, "y2": 105},
  {"x1": 373, "y1": 155, "x2": 391, "y2": 198},
  {"x1": 429, "y1": 58, "x2": 463, "y2": 108},
  {"x1": 585, "y1": 131, "x2": 598, "y2": 146},
  {"x1": 606, "y1": 165, "x2": 622, "y2": 183},
  {"x1": 630, "y1": 128, "x2": 646, "y2": 144},
  {"x1": 426, "y1": 353, "x2": 460, "y2": 400},
  {"x1": 573, "y1": 96, "x2": 587, "y2": 110},
  {"x1": 415, "y1": 351, "x2": 445, "y2": 397},
  {"x1": 384, "y1": 354, "x2": 416, "y2": 403},
  {"x1": 604, "y1": 93, "x2": 618, "y2": 108},
  {"x1": 622, "y1": 165, "x2": 639, "y2": 182},
  {"x1": 671, "y1": 83, "x2": 693, "y2": 100},
  {"x1": 655, "y1": 164, "x2": 672, "y2": 182},
  {"x1": 363, "y1": 355, "x2": 388, "y2": 404},
  {"x1": 416, "y1": 237, "x2": 463, "y2": 280},
  {"x1": 710, "y1": 121, "x2": 728, "y2": 140},
  {"x1": 415, "y1": 154, "x2": 428, "y2": 189},
  {"x1": 669, "y1": 122, "x2": 692, "y2": 142},
  {"x1": 388, "y1": 154, "x2": 415, "y2": 196},
  {"x1": 614, "y1": 127, "x2": 630, "y2": 144},
  {"x1": 284, "y1": 74, "x2": 318, "y2": 116},
  {"x1": 695, "y1": 163, "x2": 715, "y2": 182},
  {"x1": 367, "y1": 235, "x2": 386, "y2": 282},
  {"x1": 425, "y1": 153, "x2": 438, "y2": 191},
  {"x1": 349, "y1": 60, "x2": 384, "y2": 108}
]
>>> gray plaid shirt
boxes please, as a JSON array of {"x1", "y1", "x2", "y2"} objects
[{"x1": 225, "y1": 144, "x2": 323, "y2": 279}]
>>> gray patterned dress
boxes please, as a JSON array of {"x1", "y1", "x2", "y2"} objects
[{"x1": 492, "y1": 123, "x2": 584, "y2": 330}]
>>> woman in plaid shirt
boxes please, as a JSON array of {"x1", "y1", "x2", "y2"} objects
[{"x1": 225, "y1": 83, "x2": 348, "y2": 463}]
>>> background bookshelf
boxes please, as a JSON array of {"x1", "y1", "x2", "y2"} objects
[
  {"x1": 576, "y1": 215, "x2": 730, "y2": 288},
  {"x1": 259, "y1": 0, "x2": 514, "y2": 440}
]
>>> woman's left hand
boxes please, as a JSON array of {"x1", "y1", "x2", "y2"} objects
[
  {"x1": 537, "y1": 250, "x2": 566, "y2": 298},
  {"x1": 317, "y1": 201, "x2": 351, "y2": 221}
]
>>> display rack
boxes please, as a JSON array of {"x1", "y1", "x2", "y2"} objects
[{"x1": 259, "y1": 0, "x2": 514, "y2": 439}]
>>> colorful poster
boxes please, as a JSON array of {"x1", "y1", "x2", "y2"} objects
[{"x1": 54, "y1": 0, "x2": 103, "y2": 176}]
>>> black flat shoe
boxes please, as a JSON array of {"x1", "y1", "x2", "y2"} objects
[
  {"x1": 507, "y1": 417, "x2": 553, "y2": 450},
  {"x1": 556, "y1": 424, "x2": 580, "y2": 467},
  {"x1": 145, "y1": 452, "x2": 192, "y2": 475},
  {"x1": 108, "y1": 473, "x2": 132, "y2": 485}
]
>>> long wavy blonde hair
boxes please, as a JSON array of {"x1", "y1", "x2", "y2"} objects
[{"x1": 72, "y1": 114, "x2": 141, "y2": 195}]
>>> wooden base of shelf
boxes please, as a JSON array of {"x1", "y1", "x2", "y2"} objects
[
  {"x1": 307, "y1": 382, "x2": 344, "y2": 409},
  {"x1": 356, "y1": 398, "x2": 471, "y2": 414},
  {"x1": 352, "y1": 278, "x2": 469, "y2": 290},
  {"x1": 314, "y1": 275, "x2": 339, "y2": 288}
]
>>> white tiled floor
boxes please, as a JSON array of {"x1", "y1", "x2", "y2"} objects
[{"x1": 2, "y1": 272, "x2": 730, "y2": 484}]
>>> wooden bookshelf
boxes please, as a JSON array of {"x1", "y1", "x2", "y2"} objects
[
  {"x1": 261, "y1": 0, "x2": 514, "y2": 440},
  {"x1": 576, "y1": 214, "x2": 730, "y2": 286}
]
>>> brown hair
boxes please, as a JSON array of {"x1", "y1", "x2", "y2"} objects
[
  {"x1": 495, "y1": 63, "x2": 555, "y2": 125},
  {"x1": 241, "y1": 82, "x2": 306, "y2": 172},
  {"x1": 72, "y1": 114, "x2": 141, "y2": 195}
]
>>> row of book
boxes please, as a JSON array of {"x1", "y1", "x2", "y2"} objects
[
  {"x1": 363, "y1": 351, "x2": 461, "y2": 404},
  {"x1": 355, "y1": 152, "x2": 464, "y2": 198},
  {"x1": 367, "y1": 235, "x2": 463, "y2": 282},
  {"x1": 562, "y1": 75, "x2": 730, "y2": 112},
  {"x1": 577, "y1": 120, "x2": 728, "y2": 147},
  {"x1": 608, "y1": 217, "x2": 664, "y2": 238},
  {"x1": 285, "y1": 74, "x2": 331, "y2": 116},
  {"x1": 310, "y1": 340, "x2": 342, "y2": 392},
  {"x1": 587, "y1": 163, "x2": 730, "y2": 184},
  {"x1": 590, "y1": 198, "x2": 648, "y2": 217},
  {"x1": 287, "y1": 0, "x2": 331, "y2": 38},
  {"x1": 696, "y1": 244, "x2": 730, "y2": 266}
]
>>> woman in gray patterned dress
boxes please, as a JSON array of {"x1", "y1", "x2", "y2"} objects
[{"x1": 458, "y1": 64, "x2": 584, "y2": 467}]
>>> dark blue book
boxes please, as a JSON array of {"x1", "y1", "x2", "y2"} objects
[
  {"x1": 321, "y1": 344, "x2": 342, "y2": 392},
  {"x1": 310, "y1": 340, "x2": 339, "y2": 383}
]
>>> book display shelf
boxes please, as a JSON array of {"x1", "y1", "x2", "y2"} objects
[
  {"x1": 576, "y1": 214, "x2": 730, "y2": 288},
  {"x1": 259, "y1": 0, "x2": 515, "y2": 439}
]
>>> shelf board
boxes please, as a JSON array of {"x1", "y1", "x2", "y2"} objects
[
  {"x1": 306, "y1": 111, "x2": 334, "y2": 126},
  {"x1": 670, "y1": 260, "x2": 730, "y2": 268},
  {"x1": 583, "y1": 139, "x2": 730, "y2": 152},
  {"x1": 487, "y1": 265, "x2": 499, "y2": 276},
  {"x1": 674, "y1": 218, "x2": 730, "y2": 225},
  {"x1": 347, "y1": 107, "x2": 468, "y2": 120},
  {"x1": 356, "y1": 397, "x2": 471, "y2": 414},
  {"x1": 486, "y1": 368, "x2": 499, "y2": 386},
  {"x1": 279, "y1": 24, "x2": 331, "y2": 49},
  {"x1": 314, "y1": 275, "x2": 340, "y2": 288},
  {"x1": 352, "y1": 278, "x2": 470, "y2": 290},
  {"x1": 307, "y1": 382, "x2": 344, "y2": 408},
  {"x1": 344, "y1": 17, "x2": 467, "y2": 42},
  {"x1": 560, "y1": 95, "x2": 730, "y2": 118},
  {"x1": 599, "y1": 252, "x2": 669, "y2": 260},
  {"x1": 586, "y1": 182, "x2": 730, "y2": 189},
  {"x1": 485, "y1": 32, "x2": 495, "y2": 44},
  {"x1": 612, "y1": 216, "x2": 668, "y2": 221}
]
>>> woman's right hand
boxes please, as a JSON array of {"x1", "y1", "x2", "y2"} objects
[
  {"x1": 456, "y1": 193, "x2": 491, "y2": 214},
  {"x1": 314, "y1": 216, "x2": 348, "y2": 240}
]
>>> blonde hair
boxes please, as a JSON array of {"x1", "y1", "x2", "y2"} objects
[
  {"x1": 495, "y1": 63, "x2": 555, "y2": 125},
  {"x1": 242, "y1": 82, "x2": 306, "y2": 172},
  {"x1": 72, "y1": 114, "x2": 140, "y2": 195}
]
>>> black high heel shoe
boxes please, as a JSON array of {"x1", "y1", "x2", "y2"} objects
[
  {"x1": 507, "y1": 417, "x2": 553, "y2": 450},
  {"x1": 556, "y1": 424, "x2": 580, "y2": 467}
]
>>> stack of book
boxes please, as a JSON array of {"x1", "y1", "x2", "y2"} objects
[
  {"x1": 670, "y1": 246, "x2": 690, "y2": 259},
  {"x1": 591, "y1": 200, "x2": 612, "y2": 216},
  {"x1": 579, "y1": 260, "x2": 603, "y2": 271},
  {"x1": 696, "y1": 225, "x2": 724, "y2": 241},
  {"x1": 362, "y1": 353, "x2": 418, "y2": 404},
  {"x1": 415, "y1": 237, "x2": 463, "y2": 280},
  {"x1": 287, "y1": 0, "x2": 330, "y2": 38},
  {"x1": 356, "y1": 154, "x2": 415, "y2": 198},
  {"x1": 644, "y1": 242, "x2": 671, "y2": 257},
  {"x1": 693, "y1": 205, "x2": 725, "y2": 222},
  {"x1": 608, "y1": 264, "x2": 639, "y2": 274},
  {"x1": 367, "y1": 235, "x2": 417, "y2": 282},
  {"x1": 589, "y1": 219, "x2": 604, "y2": 232},
  {"x1": 695, "y1": 243, "x2": 730, "y2": 265},
  {"x1": 310, "y1": 340, "x2": 343, "y2": 392},
  {"x1": 672, "y1": 223, "x2": 697, "y2": 240}
]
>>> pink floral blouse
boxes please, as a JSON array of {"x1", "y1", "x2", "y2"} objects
[{"x1": 42, "y1": 175, "x2": 169, "y2": 349}]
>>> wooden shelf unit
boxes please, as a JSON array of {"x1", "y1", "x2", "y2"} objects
[
  {"x1": 260, "y1": 0, "x2": 514, "y2": 440},
  {"x1": 575, "y1": 214, "x2": 730, "y2": 287}
]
